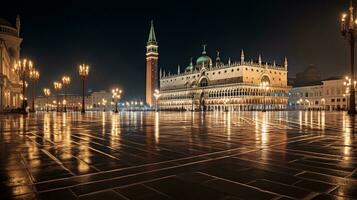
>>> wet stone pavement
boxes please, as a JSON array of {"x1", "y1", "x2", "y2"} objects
[{"x1": 0, "y1": 111, "x2": 356, "y2": 200}]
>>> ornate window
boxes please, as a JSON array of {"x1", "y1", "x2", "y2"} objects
[{"x1": 199, "y1": 78, "x2": 208, "y2": 87}]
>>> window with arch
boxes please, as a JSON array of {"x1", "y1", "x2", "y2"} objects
[
  {"x1": 261, "y1": 75, "x2": 270, "y2": 83},
  {"x1": 199, "y1": 78, "x2": 208, "y2": 87}
]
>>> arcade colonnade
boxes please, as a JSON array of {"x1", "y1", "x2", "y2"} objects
[{"x1": 158, "y1": 85, "x2": 289, "y2": 111}]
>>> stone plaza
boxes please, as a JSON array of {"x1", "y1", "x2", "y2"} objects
[{"x1": 0, "y1": 111, "x2": 356, "y2": 199}]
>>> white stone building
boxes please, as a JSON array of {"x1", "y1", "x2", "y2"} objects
[
  {"x1": 159, "y1": 46, "x2": 290, "y2": 111},
  {"x1": 0, "y1": 16, "x2": 22, "y2": 110},
  {"x1": 288, "y1": 78, "x2": 353, "y2": 111},
  {"x1": 91, "y1": 90, "x2": 112, "y2": 111},
  {"x1": 35, "y1": 94, "x2": 92, "y2": 111}
]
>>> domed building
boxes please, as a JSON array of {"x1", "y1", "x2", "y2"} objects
[
  {"x1": 0, "y1": 16, "x2": 23, "y2": 110},
  {"x1": 185, "y1": 58, "x2": 194, "y2": 72},
  {"x1": 158, "y1": 43, "x2": 290, "y2": 111},
  {"x1": 294, "y1": 64, "x2": 322, "y2": 87},
  {"x1": 195, "y1": 45, "x2": 212, "y2": 70}
]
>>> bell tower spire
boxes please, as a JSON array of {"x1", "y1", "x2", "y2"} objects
[
  {"x1": 146, "y1": 20, "x2": 159, "y2": 107},
  {"x1": 147, "y1": 20, "x2": 157, "y2": 44}
]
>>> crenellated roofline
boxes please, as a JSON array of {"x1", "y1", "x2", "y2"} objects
[{"x1": 160, "y1": 61, "x2": 287, "y2": 80}]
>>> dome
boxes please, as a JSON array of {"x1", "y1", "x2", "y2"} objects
[
  {"x1": 185, "y1": 63, "x2": 194, "y2": 72},
  {"x1": 196, "y1": 55, "x2": 212, "y2": 67},
  {"x1": 196, "y1": 45, "x2": 212, "y2": 68},
  {"x1": 0, "y1": 18, "x2": 13, "y2": 27},
  {"x1": 304, "y1": 65, "x2": 320, "y2": 75}
]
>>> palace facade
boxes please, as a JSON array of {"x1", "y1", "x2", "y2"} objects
[
  {"x1": 158, "y1": 46, "x2": 290, "y2": 111},
  {"x1": 0, "y1": 16, "x2": 22, "y2": 110}
]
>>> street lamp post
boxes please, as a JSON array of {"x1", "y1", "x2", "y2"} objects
[
  {"x1": 43, "y1": 88, "x2": 51, "y2": 112},
  {"x1": 29, "y1": 69, "x2": 40, "y2": 112},
  {"x1": 344, "y1": 76, "x2": 356, "y2": 111},
  {"x1": 79, "y1": 64, "x2": 89, "y2": 113},
  {"x1": 112, "y1": 88, "x2": 122, "y2": 113},
  {"x1": 260, "y1": 81, "x2": 269, "y2": 112},
  {"x1": 53, "y1": 81, "x2": 62, "y2": 112},
  {"x1": 62, "y1": 76, "x2": 71, "y2": 112},
  {"x1": 341, "y1": 2, "x2": 357, "y2": 114},
  {"x1": 13, "y1": 59, "x2": 34, "y2": 114},
  {"x1": 153, "y1": 89, "x2": 161, "y2": 112}
]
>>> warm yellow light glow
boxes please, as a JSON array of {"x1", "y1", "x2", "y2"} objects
[
  {"x1": 29, "y1": 69, "x2": 40, "y2": 81},
  {"x1": 153, "y1": 89, "x2": 161, "y2": 100},
  {"x1": 53, "y1": 81, "x2": 62, "y2": 91},
  {"x1": 43, "y1": 88, "x2": 51, "y2": 96},
  {"x1": 62, "y1": 76, "x2": 71, "y2": 85},
  {"x1": 79, "y1": 64, "x2": 90, "y2": 78}
]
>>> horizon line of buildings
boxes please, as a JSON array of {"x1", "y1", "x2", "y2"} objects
[
  {"x1": 0, "y1": 16, "x2": 354, "y2": 112},
  {"x1": 144, "y1": 21, "x2": 354, "y2": 112}
]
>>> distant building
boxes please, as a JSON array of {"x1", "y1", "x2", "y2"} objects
[
  {"x1": 145, "y1": 21, "x2": 158, "y2": 107},
  {"x1": 0, "y1": 16, "x2": 22, "y2": 109},
  {"x1": 158, "y1": 44, "x2": 290, "y2": 111},
  {"x1": 91, "y1": 90, "x2": 111, "y2": 111},
  {"x1": 290, "y1": 64, "x2": 322, "y2": 87},
  {"x1": 288, "y1": 78, "x2": 354, "y2": 111},
  {"x1": 35, "y1": 94, "x2": 91, "y2": 111}
]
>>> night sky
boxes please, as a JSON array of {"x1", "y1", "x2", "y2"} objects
[{"x1": 1, "y1": 0, "x2": 351, "y2": 100}]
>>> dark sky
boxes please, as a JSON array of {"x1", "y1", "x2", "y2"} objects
[{"x1": 1, "y1": 0, "x2": 351, "y2": 100}]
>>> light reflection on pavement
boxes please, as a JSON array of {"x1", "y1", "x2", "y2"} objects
[{"x1": 0, "y1": 111, "x2": 356, "y2": 200}]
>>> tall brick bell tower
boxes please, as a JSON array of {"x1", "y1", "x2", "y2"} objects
[{"x1": 146, "y1": 20, "x2": 158, "y2": 107}]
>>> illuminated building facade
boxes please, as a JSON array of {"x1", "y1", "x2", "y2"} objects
[
  {"x1": 35, "y1": 94, "x2": 92, "y2": 111},
  {"x1": 289, "y1": 78, "x2": 355, "y2": 111},
  {"x1": 158, "y1": 46, "x2": 289, "y2": 111},
  {"x1": 145, "y1": 21, "x2": 158, "y2": 107},
  {"x1": 0, "y1": 16, "x2": 22, "y2": 110},
  {"x1": 91, "y1": 90, "x2": 112, "y2": 111}
]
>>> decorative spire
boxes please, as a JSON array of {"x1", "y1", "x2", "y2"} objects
[
  {"x1": 241, "y1": 49, "x2": 245, "y2": 64},
  {"x1": 147, "y1": 20, "x2": 157, "y2": 44},
  {"x1": 16, "y1": 15, "x2": 20, "y2": 36},
  {"x1": 202, "y1": 44, "x2": 207, "y2": 54},
  {"x1": 216, "y1": 50, "x2": 221, "y2": 67},
  {"x1": 258, "y1": 54, "x2": 262, "y2": 66},
  {"x1": 160, "y1": 68, "x2": 162, "y2": 78},
  {"x1": 190, "y1": 57, "x2": 193, "y2": 72},
  {"x1": 228, "y1": 57, "x2": 231, "y2": 66},
  {"x1": 163, "y1": 70, "x2": 166, "y2": 77},
  {"x1": 177, "y1": 64, "x2": 181, "y2": 75},
  {"x1": 284, "y1": 57, "x2": 288, "y2": 70},
  {"x1": 273, "y1": 60, "x2": 276, "y2": 67}
]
